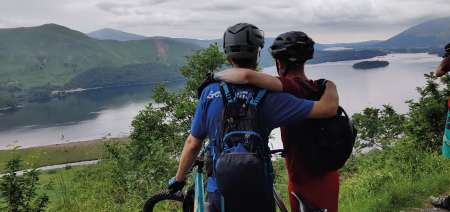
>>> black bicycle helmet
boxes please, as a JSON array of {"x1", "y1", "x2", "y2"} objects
[
  {"x1": 268, "y1": 31, "x2": 315, "y2": 77},
  {"x1": 223, "y1": 23, "x2": 265, "y2": 60}
]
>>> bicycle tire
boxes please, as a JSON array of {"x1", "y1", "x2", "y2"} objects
[{"x1": 142, "y1": 189, "x2": 184, "y2": 212}]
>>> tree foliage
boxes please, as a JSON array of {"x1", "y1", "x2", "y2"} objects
[
  {"x1": 352, "y1": 72, "x2": 450, "y2": 151},
  {"x1": 64, "y1": 63, "x2": 184, "y2": 90},
  {"x1": 103, "y1": 43, "x2": 228, "y2": 193},
  {"x1": 0, "y1": 142, "x2": 50, "y2": 212}
]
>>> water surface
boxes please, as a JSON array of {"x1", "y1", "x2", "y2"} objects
[{"x1": 0, "y1": 53, "x2": 443, "y2": 150}]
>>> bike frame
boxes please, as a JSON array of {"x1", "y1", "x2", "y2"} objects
[
  {"x1": 194, "y1": 169, "x2": 208, "y2": 212},
  {"x1": 192, "y1": 158, "x2": 211, "y2": 212}
]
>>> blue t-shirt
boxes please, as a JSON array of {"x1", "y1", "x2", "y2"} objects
[{"x1": 190, "y1": 83, "x2": 314, "y2": 192}]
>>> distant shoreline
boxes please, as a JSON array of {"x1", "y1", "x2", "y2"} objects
[
  {"x1": 51, "y1": 78, "x2": 187, "y2": 94},
  {"x1": 0, "y1": 137, "x2": 130, "y2": 174},
  {"x1": 16, "y1": 137, "x2": 131, "y2": 150},
  {"x1": 0, "y1": 105, "x2": 25, "y2": 111}
]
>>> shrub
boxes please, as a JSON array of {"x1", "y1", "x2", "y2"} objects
[{"x1": 47, "y1": 169, "x2": 56, "y2": 174}]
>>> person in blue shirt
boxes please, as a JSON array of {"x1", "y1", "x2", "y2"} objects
[{"x1": 168, "y1": 23, "x2": 339, "y2": 212}]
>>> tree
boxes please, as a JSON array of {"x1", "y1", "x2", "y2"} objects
[
  {"x1": 103, "y1": 43, "x2": 228, "y2": 192},
  {"x1": 352, "y1": 72, "x2": 450, "y2": 151},
  {"x1": 0, "y1": 142, "x2": 50, "y2": 212}
]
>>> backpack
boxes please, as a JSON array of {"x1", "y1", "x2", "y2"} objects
[
  {"x1": 284, "y1": 79, "x2": 357, "y2": 173},
  {"x1": 212, "y1": 83, "x2": 272, "y2": 199}
]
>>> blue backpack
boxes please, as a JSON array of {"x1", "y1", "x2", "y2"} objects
[{"x1": 211, "y1": 83, "x2": 272, "y2": 199}]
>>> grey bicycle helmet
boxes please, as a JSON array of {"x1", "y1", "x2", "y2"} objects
[
  {"x1": 268, "y1": 31, "x2": 315, "y2": 77},
  {"x1": 223, "y1": 23, "x2": 265, "y2": 60}
]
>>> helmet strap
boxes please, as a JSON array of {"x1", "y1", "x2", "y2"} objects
[
  {"x1": 283, "y1": 62, "x2": 294, "y2": 77},
  {"x1": 275, "y1": 59, "x2": 280, "y2": 76}
]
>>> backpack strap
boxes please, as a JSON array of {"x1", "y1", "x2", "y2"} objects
[
  {"x1": 250, "y1": 89, "x2": 267, "y2": 105},
  {"x1": 196, "y1": 73, "x2": 215, "y2": 100},
  {"x1": 219, "y1": 82, "x2": 234, "y2": 105}
]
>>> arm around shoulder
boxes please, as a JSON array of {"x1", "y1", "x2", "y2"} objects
[
  {"x1": 307, "y1": 81, "x2": 339, "y2": 119},
  {"x1": 213, "y1": 68, "x2": 283, "y2": 91},
  {"x1": 436, "y1": 57, "x2": 449, "y2": 77}
]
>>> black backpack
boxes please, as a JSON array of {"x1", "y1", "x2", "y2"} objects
[
  {"x1": 284, "y1": 79, "x2": 357, "y2": 173},
  {"x1": 213, "y1": 83, "x2": 273, "y2": 199}
]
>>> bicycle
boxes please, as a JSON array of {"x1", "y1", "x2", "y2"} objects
[{"x1": 143, "y1": 150, "x2": 326, "y2": 212}]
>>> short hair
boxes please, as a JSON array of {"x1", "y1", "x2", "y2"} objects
[{"x1": 232, "y1": 58, "x2": 256, "y2": 69}]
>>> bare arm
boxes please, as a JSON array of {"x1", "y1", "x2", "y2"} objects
[
  {"x1": 175, "y1": 134, "x2": 203, "y2": 181},
  {"x1": 213, "y1": 68, "x2": 283, "y2": 91},
  {"x1": 307, "y1": 81, "x2": 339, "y2": 119},
  {"x1": 435, "y1": 57, "x2": 448, "y2": 77}
]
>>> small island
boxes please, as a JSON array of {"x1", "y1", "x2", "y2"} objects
[{"x1": 352, "y1": 60, "x2": 389, "y2": 69}]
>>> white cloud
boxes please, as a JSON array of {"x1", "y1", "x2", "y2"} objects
[
  {"x1": 95, "y1": 2, "x2": 135, "y2": 16},
  {"x1": 1, "y1": 0, "x2": 450, "y2": 43}
]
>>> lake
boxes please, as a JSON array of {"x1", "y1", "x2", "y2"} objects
[{"x1": 0, "y1": 53, "x2": 444, "y2": 150}]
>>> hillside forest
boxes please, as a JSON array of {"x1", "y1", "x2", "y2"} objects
[{"x1": 1, "y1": 21, "x2": 448, "y2": 109}]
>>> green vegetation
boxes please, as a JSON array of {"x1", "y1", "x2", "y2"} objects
[
  {"x1": 63, "y1": 63, "x2": 183, "y2": 90},
  {"x1": 309, "y1": 50, "x2": 388, "y2": 64},
  {"x1": 0, "y1": 139, "x2": 130, "y2": 174},
  {"x1": 2, "y1": 40, "x2": 450, "y2": 212},
  {"x1": 337, "y1": 72, "x2": 450, "y2": 211},
  {"x1": 0, "y1": 143, "x2": 51, "y2": 211},
  {"x1": 258, "y1": 49, "x2": 388, "y2": 67},
  {"x1": 353, "y1": 61, "x2": 389, "y2": 69},
  {"x1": 0, "y1": 23, "x2": 203, "y2": 107}
]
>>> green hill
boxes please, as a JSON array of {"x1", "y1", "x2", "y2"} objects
[
  {"x1": 0, "y1": 23, "x2": 203, "y2": 89},
  {"x1": 86, "y1": 28, "x2": 147, "y2": 41},
  {"x1": 375, "y1": 17, "x2": 450, "y2": 48}
]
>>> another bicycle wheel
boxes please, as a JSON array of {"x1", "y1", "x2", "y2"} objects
[{"x1": 142, "y1": 190, "x2": 184, "y2": 212}]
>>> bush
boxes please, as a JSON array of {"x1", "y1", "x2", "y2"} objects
[
  {"x1": 65, "y1": 165, "x2": 72, "y2": 170},
  {"x1": 0, "y1": 142, "x2": 51, "y2": 212},
  {"x1": 47, "y1": 169, "x2": 56, "y2": 174},
  {"x1": 339, "y1": 72, "x2": 450, "y2": 211}
]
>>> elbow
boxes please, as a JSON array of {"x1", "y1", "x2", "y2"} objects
[
  {"x1": 239, "y1": 69, "x2": 252, "y2": 84},
  {"x1": 326, "y1": 104, "x2": 339, "y2": 118}
]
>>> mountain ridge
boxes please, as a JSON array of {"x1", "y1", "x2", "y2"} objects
[
  {"x1": 0, "y1": 23, "x2": 203, "y2": 89},
  {"x1": 374, "y1": 17, "x2": 450, "y2": 48}
]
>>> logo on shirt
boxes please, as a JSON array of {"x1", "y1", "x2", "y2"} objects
[
  {"x1": 235, "y1": 91, "x2": 249, "y2": 100},
  {"x1": 206, "y1": 90, "x2": 251, "y2": 100},
  {"x1": 207, "y1": 91, "x2": 221, "y2": 99}
]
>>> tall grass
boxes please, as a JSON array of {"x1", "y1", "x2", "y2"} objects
[{"x1": 339, "y1": 139, "x2": 450, "y2": 211}]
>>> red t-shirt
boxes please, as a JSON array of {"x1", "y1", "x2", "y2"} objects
[{"x1": 277, "y1": 77, "x2": 339, "y2": 212}]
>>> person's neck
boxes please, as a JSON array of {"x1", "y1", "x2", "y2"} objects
[{"x1": 284, "y1": 66, "x2": 308, "y2": 81}]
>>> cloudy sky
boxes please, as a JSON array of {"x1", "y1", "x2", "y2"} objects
[{"x1": 1, "y1": 0, "x2": 449, "y2": 44}]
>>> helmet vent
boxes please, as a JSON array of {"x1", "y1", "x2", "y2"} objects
[
  {"x1": 255, "y1": 34, "x2": 263, "y2": 40},
  {"x1": 276, "y1": 37, "x2": 283, "y2": 41},
  {"x1": 230, "y1": 45, "x2": 241, "y2": 52},
  {"x1": 286, "y1": 37, "x2": 292, "y2": 41}
]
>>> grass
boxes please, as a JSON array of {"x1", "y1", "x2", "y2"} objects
[
  {"x1": 2, "y1": 139, "x2": 449, "y2": 211},
  {"x1": 0, "y1": 138, "x2": 129, "y2": 174},
  {"x1": 338, "y1": 145, "x2": 450, "y2": 212}
]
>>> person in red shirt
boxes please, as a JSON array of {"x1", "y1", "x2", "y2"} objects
[{"x1": 213, "y1": 31, "x2": 339, "y2": 212}]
